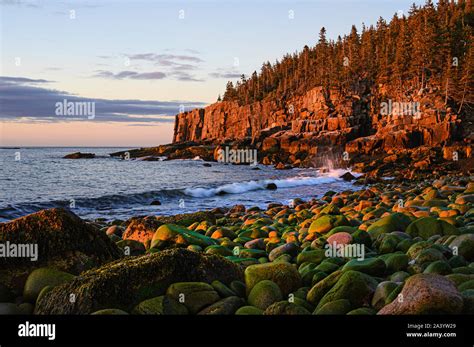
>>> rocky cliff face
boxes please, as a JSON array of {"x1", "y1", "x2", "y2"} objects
[{"x1": 172, "y1": 85, "x2": 472, "y2": 177}]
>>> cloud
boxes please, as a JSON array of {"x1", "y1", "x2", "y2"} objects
[
  {"x1": 0, "y1": 76, "x2": 206, "y2": 123},
  {"x1": 93, "y1": 70, "x2": 166, "y2": 80},
  {"x1": 209, "y1": 68, "x2": 243, "y2": 79},
  {"x1": 126, "y1": 53, "x2": 204, "y2": 65}
]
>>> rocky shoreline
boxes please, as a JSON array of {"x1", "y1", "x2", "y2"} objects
[{"x1": 1, "y1": 174, "x2": 474, "y2": 315}]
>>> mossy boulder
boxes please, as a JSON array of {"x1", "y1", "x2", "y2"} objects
[
  {"x1": 384, "y1": 254, "x2": 409, "y2": 273},
  {"x1": 245, "y1": 262, "x2": 301, "y2": 296},
  {"x1": 235, "y1": 306, "x2": 263, "y2": 315},
  {"x1": 458, "y1": 280, "x2": 474, "y2": 292},
  {"x1": 247, "y1": 280, "x2": 283, "y2": 310},
  {"x1": 314, "y1": 299, "x2": 352, "y2": 315},
  {"x1": 197, "y1": 296, "x2": 244, "y2": 315},
  {"x1": 34, "y1": 249, "x2": 243, "y2": 314},
  {"x1": 132, "y1": 295, "x2": 188, "y2": 315},
  {"x1": 316, "y1": 270, "x2": 378, "y2": 310},
  {"x1": 415, "y1": 248, "x2": 446, "y2": 265},
  {"x1": 423, "y1": 261, "x2": 452, "y2": 275},
  {"x1": 211, "y1": 280, "x2": 236, "y2": 298},
  {"x1": 309, "y1": 215, "x2": 350, "y2": 234},
  {"x1": 449, "y1": 234, "x2": 474, "y2": 261},
  {"x1": 371, "y1": 281, "x2": 399, "y2": 310},
  {"x1": 0, "y1": 208, "x2": 121, "y2": 291},
  {"x1": 390, "y1": 271, "x2": 410, "y2": 283},
  {"x1": 378, "y1": 274, "x2": 463, "y2": 314},
  {"x1": 263, "y1": 301, "x2": 311, "y2": 315},
  {"x1": 296, "y1": 249, "x2": 326, "y2": 266},
  {"x1": 306, "y1": 270, "x2": 343, "y2": 305},
  {"x1": 342, "y1": 258, "x2": 386, "y2": 277},
  {"x1": 347, "y1": 307, "x2": 376, "y2": 315},
  {"x1": 166, "y1": 282, "x2": 220, "y2": 314},
  {"x1": 268, "y1": 243, "x2": 299, "y2": 261},
  {"x1": 367, "y1": 213, "x2": 412, "y2": 239},
  {"x1": 151, "y1": 224, "x2": 217, "y2": 249},
  {"x1": 406, "y1": 217, "x2": 459, "y2": 240},
  {"x1": 23, "y1": 268, "x2": 74, "y2": 303}
]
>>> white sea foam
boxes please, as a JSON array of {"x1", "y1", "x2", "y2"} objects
[{"x1": 184, "y1": 170, "x2": 357, "y2": 198}]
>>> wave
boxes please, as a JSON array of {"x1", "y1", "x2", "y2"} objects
[
  {"x1": 184, "y1": 170, "x2": 351, "y2": 198},
  {"x1": 0, "y1": 169, "x2": 357, "y2": 221}
]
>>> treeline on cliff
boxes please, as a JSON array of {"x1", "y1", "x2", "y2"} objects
[{"x1": 221, "y1": 0, "x2": 473, "y2": 114}]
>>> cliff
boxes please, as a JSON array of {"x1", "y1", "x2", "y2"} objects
[{"x1": 172, "y1": 84, "x2": 472, "y2": 175}]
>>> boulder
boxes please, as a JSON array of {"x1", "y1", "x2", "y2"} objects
[
  {"x1": 0, "y1": 208, "x2": 121, "y2": 291},
  {"x1": 245, "y1": 262, "x2": 301, "y2": 296},
  {"x1": 34, "y1": 248, "x2": 243, "y2": 314},
  {"x1": 63, "y1": 152, "x2": 95, "y2": 159},
  {"x1": 23, "y1": 268, "x2": 74, "y2": 303},
  {"x1": 449, "y1": 234, "x2": 474, "y2": 261},
  {"x1": 247, "y1": 280, "x2": 283, "y2": 310},
  {"x1": 316, "y1": 270, "x2": 378, "y2": 310},
  {"x1": 378, "y1": 274, "x2": 463, "y2": 314},
  {"x1": 132, "y1": 296, "x2": 188, "y2": 315},
  {"x1": 367, "y1": 213, "x2": 412, "y2": 239},
  {"x1": 314, "y1": 299, "x2": 352, "y2": 315},
  {"x1": 405, "y1": 217, "x2": 459, "y2": 240},
  {"x1": 166, "y1": 282, "x2": 220, "y2": 314},
  {"x1": 342, "y1": 258, "x2": 386, "y2": 277},
  {"x1": 151, "y1": 224, "x2": 217, "y2": 249},
  {"x1": 197, "y1": 296, "x2": 244, "y2": 315},
  {"x1": 123, "y1": 211, "x2": 216, "y2": 245},
  {"x1": 263, "y1": 301, "x2": 311, "y2": 315}
]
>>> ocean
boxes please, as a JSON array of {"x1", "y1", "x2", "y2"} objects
[{"x1": 0, "y1": 147, "x2": 358, "y2": 222}]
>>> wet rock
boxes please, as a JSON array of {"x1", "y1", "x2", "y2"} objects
[
  {"x1": 266, "y1": 183, "x2": 278, "y2": 190},
  {"x1": 63, "y1": 152, "x2": 95, "y2": 159},
  {"x1": 340, "y1": 172, "x2": 356, "y2": 181}
]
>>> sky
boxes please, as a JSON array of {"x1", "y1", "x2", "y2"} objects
[{"x1": 0, "y1": 0, "x2": 426, "y2": 147}]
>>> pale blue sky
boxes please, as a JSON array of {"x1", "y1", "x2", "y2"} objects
[{"x1": 0, "y1": 0, "x2": 426, "y2": 146}]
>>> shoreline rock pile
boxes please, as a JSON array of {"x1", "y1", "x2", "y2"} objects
[{"x1": 1, "y1": 175, "x2": 473, "y2": 315}]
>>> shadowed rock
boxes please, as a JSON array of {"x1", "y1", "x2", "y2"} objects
[
  {"x1": 378, "y1": 273, "x2": 463, "y2": 314},
  {"x1": 0, "y1": 208, "x2": 121, "y2": 291},
  {"x1": 35, "y1": 248, "x2": 244, "y2": 314}
]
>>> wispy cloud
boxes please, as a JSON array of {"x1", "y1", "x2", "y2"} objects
[
  {"x1": 209, "y1": 68, "x2": 243, "y2": 79},
  {"x1": 93, "y1": 70, "x2": 166, "y2": 80},
  {"x1": 0, "y1": 76, "x2": 206, "y2": 123},
  {"x1": 126, "y1": 53, "x2": 204, "y2": 65}
]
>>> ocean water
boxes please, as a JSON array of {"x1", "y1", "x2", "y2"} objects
[{"x1": 0, "y1": 147, "x2": 359, "y2": 222}]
